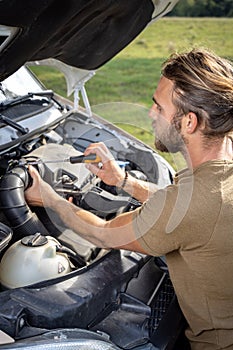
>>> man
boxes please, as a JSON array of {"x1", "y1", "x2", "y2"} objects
[{"x1": 25, "y1": 48, "x2": 233, "y2": 349}]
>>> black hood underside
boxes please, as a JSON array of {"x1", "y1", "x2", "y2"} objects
[{"x1": 0, "y1": 0, "x2": 155, "y2": 81}]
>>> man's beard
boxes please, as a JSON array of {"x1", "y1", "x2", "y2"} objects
[{"x1": 153, "y1": 116, "x2": 186, "y2": 153}]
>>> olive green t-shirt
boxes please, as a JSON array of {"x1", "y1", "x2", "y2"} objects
[{"x1": 133, "y1": 160, "x2": 233, "y2": 350}]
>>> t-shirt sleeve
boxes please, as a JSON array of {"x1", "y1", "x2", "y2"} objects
[{"x1": 133, "y1": 184, "x2": 191, "y2": 256}]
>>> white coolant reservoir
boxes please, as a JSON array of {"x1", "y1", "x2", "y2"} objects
[{"x1": 0, "y1": 233, "x2": 71, "y2": 289}]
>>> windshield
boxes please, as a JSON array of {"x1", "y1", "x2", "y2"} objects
[
  {"x1": 0, "y1": 66, "x2": 43, "y2": 102},
  {"x1": 0, "y1": 66, "x2": 64, "y2": 153}
]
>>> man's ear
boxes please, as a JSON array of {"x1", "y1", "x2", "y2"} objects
[{"x1": 183, "y1": 112, "x2": 198, "y2": 134}]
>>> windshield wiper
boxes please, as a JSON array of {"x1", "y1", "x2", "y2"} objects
[
  {"x1": 0, "y1": 114, "x2": 28, "y2": 135},
  {"x1": 0, "y1": 90, "x2": 54, "y2": 111}
]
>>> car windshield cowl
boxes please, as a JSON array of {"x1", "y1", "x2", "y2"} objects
[
  {"x1": 0, "y1": 90, "x2": 54, "y2": 110},
  {"x1": 0, "y1": 114, "x2": 29, "y2": 135},
  {"x1": 0, "y1": 112, "x2": 68, "y2": 155}
]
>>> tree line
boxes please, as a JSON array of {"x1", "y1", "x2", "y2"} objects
[{"x1": 170, "y1": 0, "x2": 233, "y2": 17}]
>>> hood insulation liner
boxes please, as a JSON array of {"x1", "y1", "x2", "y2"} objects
[{"x1": 0, "y1": 0, "x2": 154, "y2": 81}]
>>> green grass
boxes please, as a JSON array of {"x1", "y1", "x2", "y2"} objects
[
  {"x1": 89, "y1": 17, "x2": 233, "y2": 107},
  {"x1": 30, "y1": 17, "x2": 233, "y2": 169}
]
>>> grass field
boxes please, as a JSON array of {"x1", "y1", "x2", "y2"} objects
[{"x1": 30, "y1": 17, "x2": 233, "y2": 167}]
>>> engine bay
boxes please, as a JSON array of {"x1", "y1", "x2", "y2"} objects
[{"x1": 0, "y1": 110, "x2": 173, "y2": 281}]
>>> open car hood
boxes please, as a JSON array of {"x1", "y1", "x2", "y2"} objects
[{"x1": 0, "y1": 0, "x2": 178, "y2": 81}]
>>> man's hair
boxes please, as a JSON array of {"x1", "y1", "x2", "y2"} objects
[{"x1": 162, "y1": 48, "x2": 233, "y2": 138}]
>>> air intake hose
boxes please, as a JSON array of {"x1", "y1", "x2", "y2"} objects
[{"x1": 0, "y1": 163, "x2": 49, "y2": 240}]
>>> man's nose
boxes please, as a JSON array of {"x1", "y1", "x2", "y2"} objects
[{"x1": 149, "y1": 107, "x2": 157, "y2": 120}]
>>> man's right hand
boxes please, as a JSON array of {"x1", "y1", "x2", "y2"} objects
[{"x1": 84, "y1": 142, "x2": 125, "y2": 187}]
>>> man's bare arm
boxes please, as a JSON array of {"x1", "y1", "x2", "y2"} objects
[
  {"x1": 25, "y1": 166, "x2": 147, "y2": 253},
  {"x1": 84, "y1": 142, "x2": 158, "y2": 203}
]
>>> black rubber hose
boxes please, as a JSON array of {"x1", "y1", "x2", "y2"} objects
[{"x1": 0, "y1": 165, "x2": 49, "y2": 240}]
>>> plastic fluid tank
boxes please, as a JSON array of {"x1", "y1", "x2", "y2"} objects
[{"x1": 0, "y1": 233, "x2": 71, "y2": 289}]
